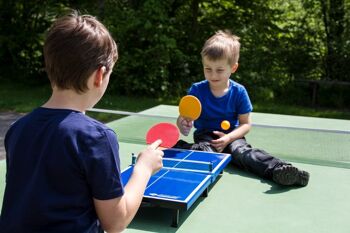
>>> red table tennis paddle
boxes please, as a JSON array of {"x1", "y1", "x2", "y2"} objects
[
  {"x1": 146, "y1": 122, "x2": 180, "y2": 148},
  {"x1": 179, "y1": 95, "x2": 202, "y2": 120}
]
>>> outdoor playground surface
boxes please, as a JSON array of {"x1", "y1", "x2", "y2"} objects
[{"x1": 0, "y1": 105, "x2": 349, "y2": 233}]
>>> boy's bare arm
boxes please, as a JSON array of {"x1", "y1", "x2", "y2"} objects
[
  {"x1": 211, "y1": 113, "x2": 252, "y2": 152},
  {"x1": 227, "y1": 113, "x2": 252, "y2": 140},
  {"x1": 93, "y1": 140, "x2": 163, "y2": 233}
]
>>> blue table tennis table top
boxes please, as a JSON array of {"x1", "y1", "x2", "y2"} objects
[{"x1": 121, "y1": 148, "x2": 231, "y2": 226}]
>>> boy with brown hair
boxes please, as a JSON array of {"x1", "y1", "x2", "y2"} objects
[
  {"x1": 0, "y1": 11, "x2": 163, "y2": 233},
  {"x1": 176, "y1": 30, "x2": 309, "y2": 187}
]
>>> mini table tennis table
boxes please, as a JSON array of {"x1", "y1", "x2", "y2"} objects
[{"x1": 121, "y1": 148, "x2": 231, "y2": 227}]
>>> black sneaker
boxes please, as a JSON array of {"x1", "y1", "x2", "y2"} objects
[
  {"x1": 296, "y1": 169, "x2": 310, "y2": 186},
  {"x1": 272, "y1": 165, "x2": 310, "y2": 186}
]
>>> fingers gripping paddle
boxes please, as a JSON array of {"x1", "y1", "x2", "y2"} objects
[
  {"x1": 179, "y1": 95, "x2": 202, "y2": 120},
  {"x1": 146, "y1": 122, "x2": 180, "y2": 148}
]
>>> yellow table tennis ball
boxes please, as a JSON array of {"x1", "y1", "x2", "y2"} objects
[{"x1": 221, "y1": 120, "x2": 230, "y2": 130}]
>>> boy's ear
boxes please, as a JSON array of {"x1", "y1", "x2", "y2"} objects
[
  {"x1": 94, "y1": 66, "x2": 106, "y2": 87},
  {"x1": 231, "y1": 63, "x2": 239, "y2": 73}
]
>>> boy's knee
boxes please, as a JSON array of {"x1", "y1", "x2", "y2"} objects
[
  {"x1": 230, "y1": 139, "x2": 251, "y2": 156},
  {"x1": 172, "y1": 140, "x2": 193, "y2": 149},
  {"x1": 193, "y1": 130, "x2": 217, "y2": 143},
  {"x1": 191, "y1": 142, "x2": 216, "y2": 152}
]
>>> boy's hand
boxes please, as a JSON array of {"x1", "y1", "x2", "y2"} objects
[
  {"x1": 135, "y1": 139, "x2": 164, "y2": 175},
  {"x1": 210, "y1": 131, "x2": 230, "y2": 153},
  {"x1": 176, "y1": 116, "x2": 193, "y2": 136}
]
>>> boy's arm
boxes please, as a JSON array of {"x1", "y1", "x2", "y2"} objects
[
  {"x1": 93, "y1": 140, "x2": 163, "y2": 233},
  {"x1": 211, "y1": 113, "x2": 252, "y2": 152},
  {"x1": 227, "y1": 113, "x2": 252, "y2": 140}
]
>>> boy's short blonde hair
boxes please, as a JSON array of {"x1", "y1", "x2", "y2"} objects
[
  {"x1": 44, "y1": 11, "x2": 118, "y2": 93},
  {"x1": 201, "y1": 30, "x2": 240, "y2": 65}
]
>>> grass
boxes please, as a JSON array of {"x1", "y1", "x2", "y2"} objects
[
  {"x1": 0, "y1": 81, "x2": 173, "y2": 122},
  {"x1": 1, "y1": 81, "x2": 350, "y2": 121}
]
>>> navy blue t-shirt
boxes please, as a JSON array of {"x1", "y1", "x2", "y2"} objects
[
  {"x1": 0, "y1": 108, "x2": 124, "y2": 233},
  {"x1": 188, "y1": 79, "x2": 253, "y2": 132}
]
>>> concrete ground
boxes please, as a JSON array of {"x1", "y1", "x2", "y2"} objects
[{"x1": 0, "y1": 112, "x2": 23, "y2": 160}]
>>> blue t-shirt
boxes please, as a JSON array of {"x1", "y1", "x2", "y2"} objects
[
  {"x1": 0, "y1": 107, "x2": 124, "y2": 233},
  {"x1": 188, "y1": 79, "x2": 253, "y2": 132}
]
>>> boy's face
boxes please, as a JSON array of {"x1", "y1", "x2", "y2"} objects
[{"x1": 202, "y1": 57, "x2": 236, "y2": 89}]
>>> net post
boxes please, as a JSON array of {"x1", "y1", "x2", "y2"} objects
[
  {"x1": 209, "y1": 162, "x2": 213, "y2": 172},
  {"x1": 132, "y1": 153, "x2": 136, "y2": 165}
]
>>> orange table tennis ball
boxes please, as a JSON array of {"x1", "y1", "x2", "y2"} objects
[{"x1": 221, "y1": 120, "x2": 230, "y2": 130}]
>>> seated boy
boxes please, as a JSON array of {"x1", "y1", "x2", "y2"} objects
[
  {"x1": 176, "y1": 30, "x2": 309, "y2": 187},
  {"x1": 0, "y1": 11, "x2": 163, "y2": 233}
]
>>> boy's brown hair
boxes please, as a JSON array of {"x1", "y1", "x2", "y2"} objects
[
  {"x1": 201, "y1": 30, "x2": 240, "y2": 66},
  {"x1": 44, "y1": 11, "x2": 118, "y2": 93}
]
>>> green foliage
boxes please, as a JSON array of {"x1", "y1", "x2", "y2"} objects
[
  {"x1": 0, "y1": 1, "x2": 68, "y2": 83},
  {"x1": 0, "y1": 0, "x2": 349, "y2": 109},
  {"x1": 103, "y1": 0, "x2": 201, "y2": 98}
]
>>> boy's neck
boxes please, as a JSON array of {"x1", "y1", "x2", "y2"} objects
[
  {"x1": 42, "y1": 88, "x2": 93, "y2": 113},
  {"x1": 209, "y1": 81, "x2": 230, "y2": 98}
]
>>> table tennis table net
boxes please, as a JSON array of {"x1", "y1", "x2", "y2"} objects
[
  {"x1": 162, "y1": 158, "x2": 213, "y2": 172},
  {"x1": 247, "y1": 124, "x2": 350, "y2": 168}
]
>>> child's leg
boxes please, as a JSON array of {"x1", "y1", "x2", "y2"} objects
[
  {"x1": 187, "y1": 131, "x2": 309, "y2": 186},
  {"x1": 225, "y1": 138, "x2": 284, "y2": 179},
  {"x1": 191, "y1": 129, "x2": 217, "y2": 152},
  {"x1": 172, "y1": 129, "x2": 215, "y2": 151},
  {"x1": 192, "y1": 131, "x2": 280, "y2": 170},
  {"x1": 225, "y1": 138, "x2": 309, "y2": 186}
]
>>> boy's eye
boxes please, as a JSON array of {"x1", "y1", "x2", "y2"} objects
[{"x1": 217, "y1": 69, "x2": 224, "y2": 73}]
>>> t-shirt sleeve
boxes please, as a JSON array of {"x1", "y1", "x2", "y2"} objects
[
  {"x1": 81, "y1": 128, "x2": 124, "y2": 200},
  {"x1": 188, "y1": 84, "x2": 198, "y2": 96},
  {"x1": 237, "y1": 86, "x2": 253, "y2": 115}
]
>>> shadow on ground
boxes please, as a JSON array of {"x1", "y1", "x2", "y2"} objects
[{"x1": 224, "y1": 164, "x2": 303, "y2": 194}]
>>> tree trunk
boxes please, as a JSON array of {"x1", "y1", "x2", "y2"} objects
[{"x1": 320, "y1": 0, "x2": 345, "y2": 81}]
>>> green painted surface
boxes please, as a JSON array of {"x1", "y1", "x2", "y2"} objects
[
  {"x1": 251, "y1": 112, "x2": 350, "y2": 131},
  {"x1": 122, "y1": 162, "x2": 350, "y2": 233}
]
